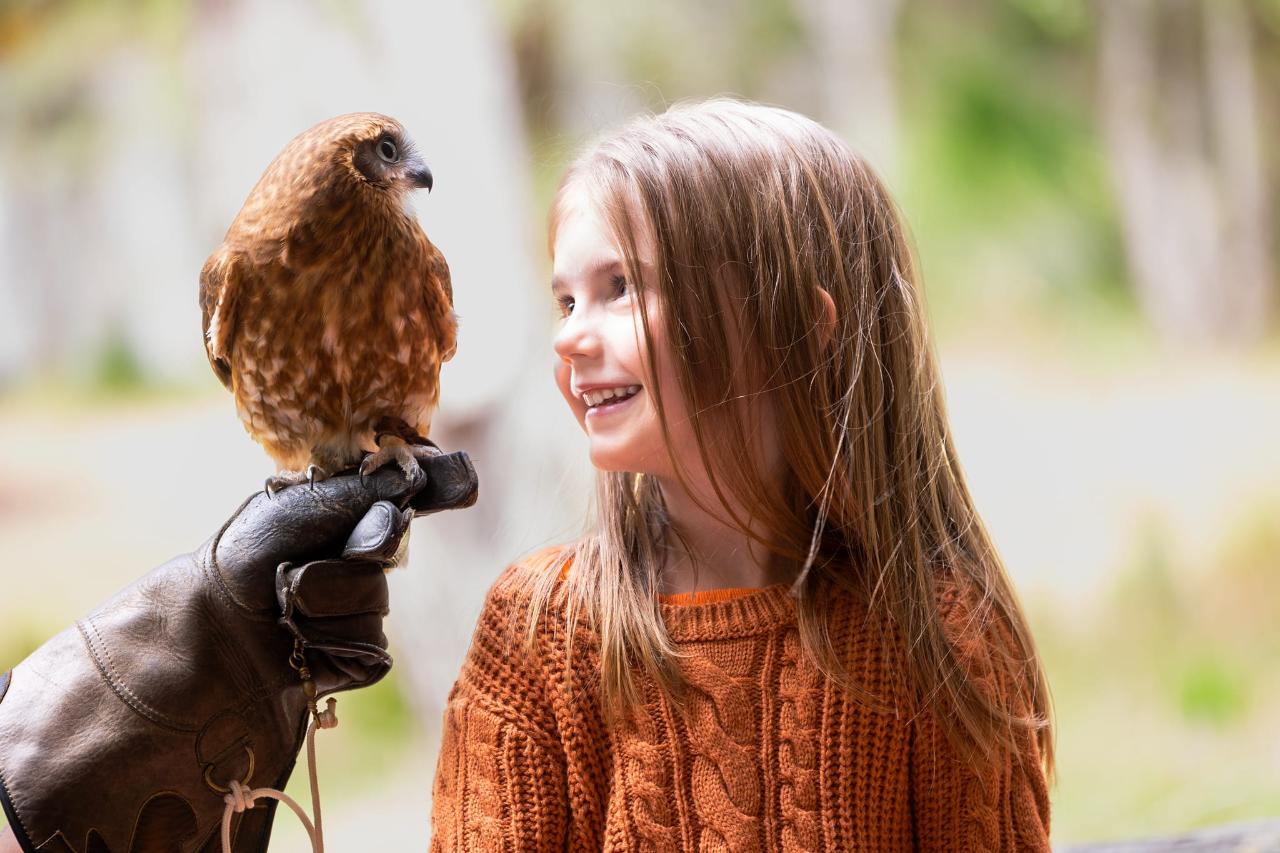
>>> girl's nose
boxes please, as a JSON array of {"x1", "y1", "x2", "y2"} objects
[{"x1": 553, "y1": 309, "x2": 602, "y2": 363}]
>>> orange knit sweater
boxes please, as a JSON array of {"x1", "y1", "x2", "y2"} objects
[{"x1": 429, "y1": 550, "x2": 1051, "y2": 851}]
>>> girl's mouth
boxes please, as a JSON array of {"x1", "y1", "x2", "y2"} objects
[{"x1": 585, "y1": 387, "x2": 641, "y2": 418}]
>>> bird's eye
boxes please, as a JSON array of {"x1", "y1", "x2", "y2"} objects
[{"x1": 377, "y1": 138, "x2": 399, "y2": 163}]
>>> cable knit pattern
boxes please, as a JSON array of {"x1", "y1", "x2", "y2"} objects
[
  {"x1": 618, "y1": 686, "x2": 680, "y2": 851},
  {"x1": 429, "y1": 550, "x2": 1052, "y2": 851},
  {"x1": 681, "y1": 646, "x2": 763, "y2": 850},
  {"x1": 777, "y1": 628, "x2": 823, "y2": 851}
]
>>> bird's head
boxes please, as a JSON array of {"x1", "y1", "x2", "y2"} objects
[{"x1": 328, "y1": 113, "x2": 433, "y2": 195}]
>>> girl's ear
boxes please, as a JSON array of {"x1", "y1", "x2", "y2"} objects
[{"x1": 816, "y1": 287, "x2": 837, "y2": 351}]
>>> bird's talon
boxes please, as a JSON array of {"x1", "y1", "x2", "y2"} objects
[
  {"x1": 266, "y1": 466, "x2": 326, "y2": 495},
  {"x1": 350, "y1": 432, "x2": 436, "y2": 485}
]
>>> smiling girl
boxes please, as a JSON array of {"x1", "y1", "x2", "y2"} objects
[{"x1": 429, "y1": 97, "x2": 1053, "y2": 851}]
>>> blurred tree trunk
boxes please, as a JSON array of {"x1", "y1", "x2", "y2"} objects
[
  {"x1": 795, "y1": 0, "x2": 903, "y2": 183},
  {"x1": 1097, "y1": 0, "x2": 1274, "y2": 349}
]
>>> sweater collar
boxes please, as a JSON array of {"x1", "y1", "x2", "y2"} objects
[{"x1": 658, "y1": 582, "x2": 795, "y2": 640}]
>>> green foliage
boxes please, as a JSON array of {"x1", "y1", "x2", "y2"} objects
[
  {"x1": 895, "y1": 1, "x2": 1132, "y2": 346},
  {"x1": 1003, "y1": 0, "x2": 1090, "y2": 41},
  {"x1": 91, "y1": 324, "x2": 148, "y2": 394},
  {"x1": 1258, "y1": 0, "x2": 1280, "y2": 33},
  {"x1": 339, "y1": 668, "x2": 416, "y2": 746},
  {"x1": 1174, "y1": 654, "x2": 1249, "y2": 728}
]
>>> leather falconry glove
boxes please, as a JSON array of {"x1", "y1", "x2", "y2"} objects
[{"x1": 0, "y1": 448, "x2": 477, "y2": 853}]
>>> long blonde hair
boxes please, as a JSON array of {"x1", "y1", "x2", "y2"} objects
[{"x1": 521, "y1": 96, "x2": 1054, "y2": 783}]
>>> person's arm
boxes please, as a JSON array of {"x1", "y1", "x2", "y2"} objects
[
  {"x1": 429, "y1": 566, "x2": 569, "y2": 852},
  {"x1": 0, "y1": 824, "x2": 21, "y2": 853},
  {"x1": 0, "y1": 452, "x2": 476, "y2": 853},
  {"x1": 908, "y1": 584, "x2": 1052, "y2": 851}
]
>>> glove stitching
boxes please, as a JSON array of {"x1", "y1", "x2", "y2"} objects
[
  {"x1": 200, "y1": 496, "x2": 283, "y2": 620},
  {"x1": 200, "y1": 547, "x2": 281, "y2": 625},
  {"x1": 75, "y1": 619, "x2": 197, "y2": 733}
]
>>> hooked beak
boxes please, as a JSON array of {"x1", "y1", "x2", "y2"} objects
[{"x1": 406, "y1": 158, "x2": 433, "y2": 192}]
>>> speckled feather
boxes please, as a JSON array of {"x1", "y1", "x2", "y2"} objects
[{"x1": 200, "y1": 112, "x2": 456, "y2": 474}]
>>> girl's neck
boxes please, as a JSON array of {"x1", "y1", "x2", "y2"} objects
[{"x1": 655, "y1": 476, "x2": 792, "y2": 596}]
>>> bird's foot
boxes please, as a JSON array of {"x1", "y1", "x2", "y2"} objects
[
  {"x1": 359, "y1": 435, "x2": 442, "y2": 482},
  {"x1": 265, "y1": 464, "x2": 331, "y2": 498}
]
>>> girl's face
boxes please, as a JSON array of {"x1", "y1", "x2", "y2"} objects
[{"x1": 551, "y1": 186, "x2": 692, "y2": 477}]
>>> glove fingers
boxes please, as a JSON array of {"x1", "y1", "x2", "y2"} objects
[
  {"x1": 406, "y1": 451, "x2": 479, "y2": 516},
  {"x1": 280, "y1": 559, "x2": 390, "y2": 620},
  {"x1": 344, "y1": 501, "x2": 413, "y2": 562},
  {"x1": 310, "y1": 641, "x2": 393, "y2": 695},
  {"x1": 219, "y1": 467, "x2": 425, "y2": 571},
  {"x1": 302, "y1": 613, "x2": 389, "y2": 649}
]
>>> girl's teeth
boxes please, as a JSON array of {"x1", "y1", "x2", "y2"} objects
[{"x1": 585, "y1": 385, "x2": 641, "y2": 407}]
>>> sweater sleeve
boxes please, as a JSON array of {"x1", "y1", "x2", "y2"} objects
[
  {"x1": 429, "y1": 564, "x2": 569, "y2": 852},
  {"x1": 908, "y1": 581, "x2": 1052, "y2": 852}
]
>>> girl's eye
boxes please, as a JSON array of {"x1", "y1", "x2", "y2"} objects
[{"x1": 555, "y1": 274, "x2": 627, "y2": 318}]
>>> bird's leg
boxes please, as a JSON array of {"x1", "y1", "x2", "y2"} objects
[
  {"x1": 358, "y1": 433, "x2": 442, "y2": 481},
  {"x1": 264, "y1": 464, "x2": 330, "y2": 497}
]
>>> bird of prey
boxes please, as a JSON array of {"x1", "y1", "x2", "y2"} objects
[{"x1": 200, "y1": 112, "x2": 457, "y2": 495}]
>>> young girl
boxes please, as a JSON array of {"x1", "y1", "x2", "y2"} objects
[{"x1": 428, "y1": 97, "x2": 1053, "y2": 851}]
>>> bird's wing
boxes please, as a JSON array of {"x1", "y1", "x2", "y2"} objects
[
  {"x1": 428, "y1": 240, "x2": 453, "y2": 307},
  {"x1": 199, "y1": 246, "x2": 246, "y2": 392},
  {"x1": 421, "y1": 235, "x2": 458, "y2": 363}
]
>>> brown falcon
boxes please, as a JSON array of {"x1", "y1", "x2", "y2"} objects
[{"x1": 200, "y1": 112, "x2": 457, "y2": 495}]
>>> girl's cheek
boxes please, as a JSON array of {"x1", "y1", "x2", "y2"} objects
[{"x1": 553, "y1": 357, "x2": 587, "y2": 426}]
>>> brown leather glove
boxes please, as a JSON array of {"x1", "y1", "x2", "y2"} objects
[{"x1": 0, "y1": 450, "x2": 477, "y2": 853}]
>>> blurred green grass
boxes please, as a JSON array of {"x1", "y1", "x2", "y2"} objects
[{"x1": 1033, "y1": 494, "x2": 1280, "y2": 844}]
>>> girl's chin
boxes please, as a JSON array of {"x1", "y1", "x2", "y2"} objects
[
  {"x1": 588, "y1": 450, "x2": 633, "y2": 472},
  {"x1": 587, "y1": 441, "x2": 643, "y2": 473},
  {"x1": 587, "y1": 442, "x2": 668, "y2": 476}
]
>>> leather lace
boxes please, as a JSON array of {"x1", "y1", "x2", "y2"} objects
[{"x1": 219, "y1": 697, "x2": 337, "y2": 853}]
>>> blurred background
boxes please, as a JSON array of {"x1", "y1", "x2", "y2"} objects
[{"x1": 1, "y1": 0, "x2": 1278, "y2": 848}]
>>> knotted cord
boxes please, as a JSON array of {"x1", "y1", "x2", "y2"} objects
[{"x1": 220, "y1": 642, "x2": 337, "y2": 852}]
